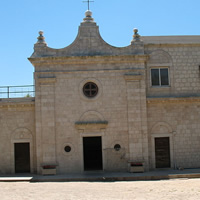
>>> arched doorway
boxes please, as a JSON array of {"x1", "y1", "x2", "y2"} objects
[{"x1": 11, "y1": 128, "x2": 33, "y2": 173}]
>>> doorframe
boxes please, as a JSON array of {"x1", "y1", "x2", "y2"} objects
[
  {"x1": 11, "y1": 128, "x2": 34, "y2": 174},
  {"x1": 151, "y1": 133, "x2": 174, "y2": 169},
  {"x1": 80, "y1": 132, "x2": 105, "y2": 172}
]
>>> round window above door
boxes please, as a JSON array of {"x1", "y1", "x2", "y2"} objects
[
  {"x1": 79, "y1": 78, "x2": 102, "y2": 101},
  {"x1": 83, "y1": 82, "x2": 98, "y2": 98}
]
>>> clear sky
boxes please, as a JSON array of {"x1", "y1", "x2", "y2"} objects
[{"x1": 0, "y1": 0, "x2": 199, "y2": 86}]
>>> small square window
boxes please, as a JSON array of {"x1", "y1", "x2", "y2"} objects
[{"x1": 151, "y1": 68, "x2": 169, "y2": 86}]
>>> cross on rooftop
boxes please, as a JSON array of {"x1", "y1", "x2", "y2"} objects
[{"x1": 83, "y1": 0, "x2": 94, "y2": 10}]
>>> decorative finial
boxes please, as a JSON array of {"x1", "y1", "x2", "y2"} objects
[
  {"x1": 83, "y1": 10, "x2": 94, "y2": 22},
  {"x1": 132, "y1": 28, "x2": 141, "y2": 42},
  {"x1": 83, "y1": 0, "x2": 94, "y2": 11},
  {"x1": 37, "y1": 31, "x2": 46, "y2": 44}
]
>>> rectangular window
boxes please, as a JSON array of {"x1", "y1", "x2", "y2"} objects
[{"x1": 151, "y1": 68, "x2": 169, "y2": 86}]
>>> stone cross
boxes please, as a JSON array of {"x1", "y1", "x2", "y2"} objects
[{"x1": 83, "y1": 0, "x2": 94, "y2": 10}]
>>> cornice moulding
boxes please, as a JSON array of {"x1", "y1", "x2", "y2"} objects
[
  {"x1": 0, "y1": 102, "x2": 35, "y2": 109},
  {"x1": 28, "y1": 55, "x2": 149, "y2": 66},
  {"x1": 147, "y1": 96, "x2": 200, "y2": 103},
  {"x1": 124, "y1": 73, "x2": 143, "y2": 81}
]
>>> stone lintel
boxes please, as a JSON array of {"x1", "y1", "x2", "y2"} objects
[{"x1": 75, "y1": 121, "x2": 108, "y2": 130}]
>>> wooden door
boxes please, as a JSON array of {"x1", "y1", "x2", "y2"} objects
[{"x1": 155, "y1": 137, "x2": 170, "y2": 168}]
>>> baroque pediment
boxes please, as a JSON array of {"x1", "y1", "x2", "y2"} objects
[{"x1": 30, "y1": 11, "x2": 144, "y2": 59}]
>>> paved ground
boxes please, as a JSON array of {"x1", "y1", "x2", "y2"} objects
[
  {"x1": 0, "y1": 178, "x2": 200, "y2": 200},
  {"x1": 1, "y1": 169, "x2": 200, "y2": 182}
]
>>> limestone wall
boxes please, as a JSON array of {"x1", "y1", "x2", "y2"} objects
[
  {"x1": 0, "y1": 99, "x2": 35, "y2": 174},
  {"x1": 32, "y1": 53, "x2": 150, "y2": 173},
  {"x1": 145, "y1": 45, "x2": 200, "y2": 97},
  {"x1": 35, "y1": 69, "x2": 130, "y2": 173},
  {"x1": 147, "y1": 98, "x2": 200, "y2": 169}
]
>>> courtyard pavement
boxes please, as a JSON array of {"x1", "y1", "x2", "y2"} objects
[{"x1": 1, "y1": 168, "x2": 200, "y2": 182}]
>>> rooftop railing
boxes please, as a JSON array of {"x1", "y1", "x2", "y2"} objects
[{"x1": 0, "y1": 85, "x2": 35, "y2": 98}]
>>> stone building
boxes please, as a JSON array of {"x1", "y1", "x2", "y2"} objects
[{"x1": 0, "y1": 10, "x2": 200, "y2": 174}]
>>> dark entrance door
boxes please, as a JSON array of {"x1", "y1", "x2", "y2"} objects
[
  {"x1": 83, "y1": 137, "x2": 103, "y2": 171},
  {"x1": 155, "y1": 137, "x2": 170, "y2": 168},
  {"x1": 14, "y1": 143, "x2": 30, "y2": 173}
]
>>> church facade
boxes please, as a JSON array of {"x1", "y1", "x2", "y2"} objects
[{"x1": 1, "y1": 11, "x2": 200, "y2": 174}]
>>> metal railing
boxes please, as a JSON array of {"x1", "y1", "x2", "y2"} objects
[{"x1": 0, "y1": 85, "x2": 35, "y2": 98}]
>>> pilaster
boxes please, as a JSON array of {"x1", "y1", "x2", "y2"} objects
[
  {"x1": 35, "y1": 75, "x2": 57, "y2": 174},
  {"x1": 124, "y1": 71, "x2": 149, "y2": 171}
]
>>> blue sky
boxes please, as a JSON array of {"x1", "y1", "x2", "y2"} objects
[{"x1": 0, "y1": 0, "x2": 199, "y2": 86}]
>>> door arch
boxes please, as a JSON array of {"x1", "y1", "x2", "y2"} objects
[
  {"x1": 11, "y1": 128, "x2": 33, "y2": 173},
  {"x1": 150, "y1": 122, "x2": 174, "y2": 169}
]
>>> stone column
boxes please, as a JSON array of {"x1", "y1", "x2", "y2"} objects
[{"x1": 124, "y1": 72, "x2": 149, "y2": 171}]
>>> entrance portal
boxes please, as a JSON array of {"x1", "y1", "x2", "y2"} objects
[
  {"x1": 14, "y1": 143, "x2": 30, "y2": 173},
  {"x1": 155, "y1": 137, "x2": 170, "y2": 168},
  {"x1": 83, "y1": 137, "x2": 103, "y2": 171}
]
